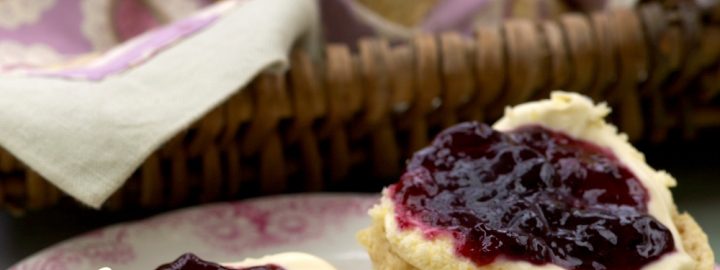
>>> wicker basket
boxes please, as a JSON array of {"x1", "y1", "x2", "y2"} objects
[{"x1": 1, "y1": 2, "x2": 719, "y2": 213}]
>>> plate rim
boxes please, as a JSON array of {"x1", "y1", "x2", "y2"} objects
[{"x1": 11, "y1": 192, "x2": 380, "y2": 270}]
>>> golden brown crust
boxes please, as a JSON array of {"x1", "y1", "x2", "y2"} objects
[
  {"x1": 360, "y1": 211, "x2": 714, "y2": 270},
  {"x1": 357, "y1": 210, "x2": 419, "y2": 270},
  {"x1": 673, "y1": 212, "x2": 715, "y2": 270}
]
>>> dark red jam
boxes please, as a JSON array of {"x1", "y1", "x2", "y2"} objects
[
  {"x1": 156, "y1": 253, "x2": 285, "y2": 270},
  {"x1": 391, "y1": 122, "x2": 675, "y2": 270}
]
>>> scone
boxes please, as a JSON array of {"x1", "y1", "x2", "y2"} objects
[
  {"x1": 358, "y1": 92, "x2": 714, "y2": 270},
  {"x1": 154, "y1": 252, "x2": 336, "y2": 270}
]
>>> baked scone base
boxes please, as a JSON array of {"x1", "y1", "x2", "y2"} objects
[
  {"x1": 358, "y1": 210, "x2": 714, "y2": 270},
  {"x1": 357, "y1": 212, "x2": 418, "y2": 270},
  {"x1": 673, "y1": 212, "x2": 716, "y2": 270}
]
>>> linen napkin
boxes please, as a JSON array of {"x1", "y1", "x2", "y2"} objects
[{"x1": 0, "y1": 0, "x2": 320, "y2": 208}]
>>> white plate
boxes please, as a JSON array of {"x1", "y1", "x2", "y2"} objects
[{"x1": 11, "y1": 194, "x2": 379, "y2": 270}]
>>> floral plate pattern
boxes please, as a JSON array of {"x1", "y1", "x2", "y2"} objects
[{"x1": 11, "y1": 194, "x2": 378, "y2": 270}]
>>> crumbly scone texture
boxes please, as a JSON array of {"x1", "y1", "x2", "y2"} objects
[
  {"x1": 357, "y1": 212, "x2": 419, "y2": 270},
  {"x1": 673, "y1": 211, "x2": 715, "y2": 270},
  {"x1": 357, "y1": 210, "x2": 715, "y2": 270}
]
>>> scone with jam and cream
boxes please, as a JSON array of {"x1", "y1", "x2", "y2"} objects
[
  {"x1": 154, "y1": 252, "x2": 336, "y2": 270},
  {"x1": 357, "y1": 92, "x2": 714, "y2": 270}
]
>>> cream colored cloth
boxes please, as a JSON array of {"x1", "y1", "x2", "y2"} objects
[{"x1": 0, "y1": 0, "x2": 319, "y2": 208}]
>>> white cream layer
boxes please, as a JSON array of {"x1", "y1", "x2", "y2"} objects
[
  {"x1": 223, "y1": 252, "x2": 337, "y2": 270},
  {"x1": 99, "y1": 252, "x2": 336, "y2": 270}
]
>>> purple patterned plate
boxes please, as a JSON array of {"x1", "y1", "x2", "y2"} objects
[{"x1": 10, "y1": 194, "x2": 378, "y2": 270}]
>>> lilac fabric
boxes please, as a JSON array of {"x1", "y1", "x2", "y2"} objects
[
  {"x1": 0, "y1": 0, "x2": 219, "y2": 80},
  {"x1": 422, "y1": 0, "x2": 490, "y2": 33},
  {"x1": 0, "y1": 0, "x2": 91, "y2": 55},
  {"x1": 0, "y1": 0, "x2": 213, "y2": 79},
  {"x1": 320, "y1": 0, "x2": 622, "y2": 45},
  {"x1": 31, "y1": 13, "x2": 220, "y2": 80},
  {"x1": 319, "y1": 0, "x2": 376, "y2": 45},
  {"x1": 0, "y1": 0, "x2": 635, "y2": 79},
  {"x1": 114, "y1": 0, "x2": 163, "y2": 42}
]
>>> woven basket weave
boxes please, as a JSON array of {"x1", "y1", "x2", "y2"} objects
[{"x1": 1, "y1": 2, "x2": 719, "y2": 212}]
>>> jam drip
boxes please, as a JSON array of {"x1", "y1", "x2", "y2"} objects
[
  {"x1": 156, "y1": 253, "x2": 285, "y2": 270},
  {"x1": 391, "y1": 122, "x2": 675, "y2": 270}
]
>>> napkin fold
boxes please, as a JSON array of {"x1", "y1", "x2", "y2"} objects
[{"x1": 0, "y1": 0, "x2": 319, "y2": 208}]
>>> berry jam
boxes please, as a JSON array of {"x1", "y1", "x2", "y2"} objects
[
  {"x1": 391, "y1": 122, "x2": 675, "y2": 270},
  {"x1": 156, "y1": 253, "x2": 285, "y2": 270}
]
